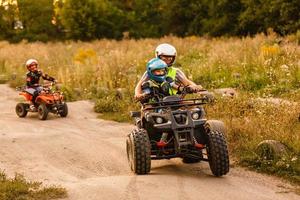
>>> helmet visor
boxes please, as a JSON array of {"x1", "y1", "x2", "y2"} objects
[
  {"x1": 152, "y1": 68, "x2": 166, "y2": 76},
  {"x1": 159, "y1": 55, "x2": 175, "y2": 65},
  {"x1": 28, "y1": 63, "x2": 38, "y2": 71}
]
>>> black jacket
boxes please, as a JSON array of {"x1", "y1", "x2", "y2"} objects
[{"x1": 26, "y1": 70, "x2": 55, "y2": 87}]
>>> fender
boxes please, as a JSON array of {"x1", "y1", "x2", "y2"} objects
[{"x1": 19, "y1": 92, "x2": 32, "y2": 101}]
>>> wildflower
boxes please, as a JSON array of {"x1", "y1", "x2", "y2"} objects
[
  {"x1": 260, "y1": 44, "x2": 281, "y2": 57},
  {"x1": 291, "y1": 157, "x2": 298, "y2": 162},
  {"x1": 280, "y1": 64, "x2": 289, "y2": 71},
  {"x1": 286, "y1": 164, "x2": 290, "y2": 168},
  {"x1": 74, "y1": 48, "x2": 97, "y2": 64}
]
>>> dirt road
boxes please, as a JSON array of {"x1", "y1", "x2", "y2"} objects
[{"x1": 0, "y1": 84, "x2": 298, "y2": 200}]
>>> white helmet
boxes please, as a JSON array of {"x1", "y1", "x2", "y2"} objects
[
  {"x1": 155, "y1": 43, "x2": 177, "y2": 66},
  {"x1": 155, "y1": 43, "x2": 177, "y2": 57},
  {"x1": 25, "y1": 59, "x2": 38, "y2": 68}
]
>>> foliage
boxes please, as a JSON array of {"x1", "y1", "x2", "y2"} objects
[
  {"x1": 238, "y1": 0, "x2": 300, "y2": 35},
  {"x1": 94, "y1": 95, "x2": 122, "y2": 113},
  {"x1": 1, "y1": 0, "x2": 300, "y2": 41},
  {"x1": 199, "y1": 0, "x2": 243, "y2": 36},
  {"x1": 0, "y1": 171, "x2": 67, "y2": 200},
  {"x1": 0, "y1": 3, "x2": 17, "y2": 41},
  {"x1": 16, "y1": 0, "x2": 58, "y2": 42},
  {"x1": 58, "y1": 0, "x2": 125, "y2": 40}
]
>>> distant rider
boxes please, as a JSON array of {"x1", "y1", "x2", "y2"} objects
[{"x1": 25, "y1": 59, "x2": 56, "y2": 106}]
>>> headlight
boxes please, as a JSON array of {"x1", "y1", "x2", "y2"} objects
[
  {"x1": 155, "y1": 117, "x2": 164, "y2": 124},
  {"x1": 192, "y1": 112, "x2": 200, "y2": 120}
]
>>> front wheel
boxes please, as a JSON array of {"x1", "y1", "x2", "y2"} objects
[
  {"x1": 126, "y1": 128, "x2": 151, "y2": 174},
  {"x1": 15, "y1": 103, "x2": 28, "y2": 118},
  {"x1": 206, "y1": 130, "x2": 229, "y2": 176},
  {"x1": 59, "y1": 102, "x2": 68, "y2": 117},
  {"x1": 38, "y1": 104, "x2": 49, "y2": 120}
]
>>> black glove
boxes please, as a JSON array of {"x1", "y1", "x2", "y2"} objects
[
  {"x1": 161, "y1": 81, "x2": 171, "y2": 95},
  {"x1": 186, "y1": 85, "x2": 197, "y2": 93}
]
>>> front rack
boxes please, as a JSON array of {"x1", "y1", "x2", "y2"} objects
[{"x1": 142, "y1": 98, "x2": 207, "y2": 111}]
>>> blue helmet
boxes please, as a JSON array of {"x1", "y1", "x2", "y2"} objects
[{"x1": 147, "y1": 58, "x2": 168, "y2": 83}]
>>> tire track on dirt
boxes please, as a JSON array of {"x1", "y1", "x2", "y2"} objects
[{"x1": 122, "y1": 176, "x2": 140, "y2": 200}]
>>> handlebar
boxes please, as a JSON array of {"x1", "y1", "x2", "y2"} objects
[
  {"x1": 137, "y1": 84, "x2": 210, "y2": 103},
  {"x1": 16, "y1": 81, "x2": 57, "y2": 91},
  {"x1": 42, "y1": 82, "x2": 56, "y2": 88},
  {"x1": 178, "y1": 85, "x2": 207, "y2": 99}
]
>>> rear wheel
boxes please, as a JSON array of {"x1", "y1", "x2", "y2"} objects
[
  {"x1": 59, "y1": 102, "x2": 68, "y2": 117},
  {"x1": 15, "y1": 103, "x2": 28, "y2": 118},
  {"x1": 126, "y1": 128, "x2": 151, "y2": 174},
  {"x1": 38, "y1": 104, "x2": 49, "y2": 120}
]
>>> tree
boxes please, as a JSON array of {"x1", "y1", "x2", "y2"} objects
[
  {"x1": 59, "y1": 0, "x2": 125, "y2": 40},
  {"x1": 268, "y1": 0, "x2": 300, "y2": 35},
  {"x1": 0, "y1": 3, "x2": 18, "y2": 40},
  {"x1": 162, "y1": 0, "x2": 208, "y2": 36},
  {"x1": 238, "y1": 0, "x2": 300, "y2": 36},
  {"x1": 127, "y1": 0, "x2": 166, "y2": 38},
  {"x1": 17, "y1": 0, "x2": 59, "y2": 41},
  {"x1": 201, "y1": 0, "x2": 243, "y2": 36}
]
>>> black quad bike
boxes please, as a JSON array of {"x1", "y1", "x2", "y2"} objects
[{"x1": 126, "y1": 82, "x2": 229, "y2": 176}]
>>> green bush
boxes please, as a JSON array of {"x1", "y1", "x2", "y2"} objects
[
  {"x1": 60, "y1": 85, "x2": 78, "y2": 102},
  {"x1": 94, "y1": 95, "x2": 121, "y2": 113}
]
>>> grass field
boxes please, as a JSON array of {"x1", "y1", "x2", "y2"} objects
[{"x1": 0, "y1": 32, "x2": 299, "y2": 185}]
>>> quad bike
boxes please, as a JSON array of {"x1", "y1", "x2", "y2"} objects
[
  {"x1": 15, "y1": 82, "x2": 68, "y2": 120},
  {"x1": 126, "y1": 81, "x2": 229, "y2": 176}
]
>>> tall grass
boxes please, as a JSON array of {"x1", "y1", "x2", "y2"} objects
[
  {"x1": 205, "y1": 94, "x2": 300, "y2": 183},
  {"x1": 0, "y1": 33, "x2": 299, "y2": 183}
]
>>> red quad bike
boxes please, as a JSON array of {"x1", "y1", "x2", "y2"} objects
[
  {"x1": 15, "y1": 83, "x2": 68, "y2": 120},
  {"x1": 127, "y1": 82, "x2": 229, "y2": 176}
]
